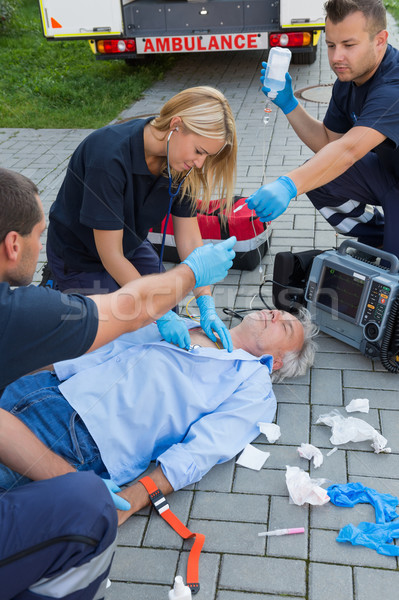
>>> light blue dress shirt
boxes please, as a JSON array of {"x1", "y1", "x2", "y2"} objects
[{"x1": 54, "y1": 322, "x2": 276, "y2": 490}]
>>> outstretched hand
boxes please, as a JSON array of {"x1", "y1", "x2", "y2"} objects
[
  {"x1": 183, "y1": 237, "x2": 236, "y2": 288},
  {"x1": 246, "y1": 176, "x2": 297, "y2": 221}
]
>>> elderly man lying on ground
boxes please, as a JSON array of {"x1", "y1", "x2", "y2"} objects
[{"x1": 0, "y1": 308, "x2": 316, "y2": 524}]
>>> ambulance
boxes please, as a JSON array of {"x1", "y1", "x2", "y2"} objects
[{"x1": 38, "y1": 0, "x2": 325, "y2": 65}]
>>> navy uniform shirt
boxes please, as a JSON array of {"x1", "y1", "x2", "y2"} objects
[
  {"x1": 48, "y1": 118, "x2": 194, "y2": 272},
  {"x1": 323, "y1": 44, "x2": 399, "y2": 178},
  {"x1": 0, "y1": 283, "x2": 98, "y2": 393}
]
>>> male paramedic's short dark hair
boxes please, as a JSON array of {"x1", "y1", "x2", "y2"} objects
[
  {"x1": 324, "y1": 0, "x2": 387, "y2": 36},
  {"x1": 0, "y1": 168, "x2": 41, "y2": 243}
]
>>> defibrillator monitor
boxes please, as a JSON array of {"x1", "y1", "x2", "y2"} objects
[
  {"x1": 305, "y1": 240, "x2": 399, "y2": 360},
  {"x1": 316, "y1": 264, "x2": 367, "y2": 322}
]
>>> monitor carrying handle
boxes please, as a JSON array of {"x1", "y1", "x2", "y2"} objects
[{"x1": 338, "y1": 240, "x2": 399, "y2": 274}]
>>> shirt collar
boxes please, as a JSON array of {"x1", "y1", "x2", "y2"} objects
[
  {"x1": 159, "y1": 320, "x2": 274, "y2": 372},
  {"x1": 129, "y1": 116, "x2": 158, "y2": 175}
]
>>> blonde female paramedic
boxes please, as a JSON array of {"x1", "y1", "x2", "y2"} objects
[{"x1": 46, "y1": 86, "x2": 237, "y2": 351}]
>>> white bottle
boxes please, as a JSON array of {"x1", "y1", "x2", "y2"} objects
[
  {"x1": 264, "y1": 47, "x2": 292, "y2": 99},
  {"x1": 168, "y1": 576, "x2": 192, "y2": 600}
]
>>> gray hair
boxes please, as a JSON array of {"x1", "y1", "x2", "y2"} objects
[{"x1": 271, "y1": 307, "x2": 318, "y2": 383}]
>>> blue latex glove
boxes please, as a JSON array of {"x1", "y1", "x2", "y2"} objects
[
  {"x1": 260, "y1": 61, "x2": 298, "y2": 115},
  {"x1": 183, "y1": 237, "x2": 236, "y2": 288},
  {"x1": 246, "y1": 176, "x2": 297, "y2": 221},
  {"x1": 327, "y1": 482, "x2": 399, "y2": 524},
  {"x1": 156, "y1": 310, "x2": 191, "y2": 349},
  {"x1": 101, "y1": 478, "x2": 131, "y2": 511},
  {"x1": 197, "y1": 295, "x2": 233, "y2": 352},
  {"x1": 337, "y1": 521, "x2": 399, "y2": 556}
]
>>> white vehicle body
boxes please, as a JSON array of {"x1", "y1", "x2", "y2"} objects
[{"x1": 38, "y1": 0, "x2": 325, "y2": 64}]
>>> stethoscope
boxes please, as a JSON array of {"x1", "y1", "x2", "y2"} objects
[{"x1": 158, "y1": 128, "x2": 193, "y2": 271}]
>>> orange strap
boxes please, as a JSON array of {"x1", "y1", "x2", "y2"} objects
[{"x1": 139, "y1": 475, "x2": 205, "y2": 594}]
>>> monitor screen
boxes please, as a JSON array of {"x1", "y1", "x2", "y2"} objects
[{"x1": 317, "y1": 266, "x2": 366, "y2": 320}]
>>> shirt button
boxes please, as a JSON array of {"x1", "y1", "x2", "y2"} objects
[{"x1": 116, "y1": 357, "x2": 121, "y2": 362}]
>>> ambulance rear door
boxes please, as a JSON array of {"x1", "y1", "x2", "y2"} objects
[
  {"x1": 280, "y1": 0, "x2": 325, "y2": 30},
  {"x1": 38, "y1": 0, "x2": 124, "y2": 39}
]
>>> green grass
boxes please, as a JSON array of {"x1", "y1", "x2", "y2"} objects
[
  {"x1": 385, "y1": 0, "x2": 399, "y2": 22},
  {"x1": 0, "y1": 0, "x2": 175, "y2": 128}
]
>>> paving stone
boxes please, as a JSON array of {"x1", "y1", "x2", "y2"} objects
[
  {"x1": 188, "y1": 519, "x2": 265, "y2": 554},
  {"x1": 343, "y1": 388, "x2": 399, "y2": 409},
  {"x1": 195, "y1": 460, "x2": 234, "y2": 492},
  {"x1": 380, "y1": 410, "x2": 399, "y2": 452},
  {"x1": 110, "y1": 547, "x2": 179, "y2": 583},
  {"x1": 274, "y1": 384, "x2": 310, "y2": 404},
  {"x1": 310, "y1": 528, "x2": 397, "y2": 568},
  {"x1": 311, "y1": 368, "x2": 343, "y2": 405},
  {"x1": 255, "y1": 444, "x2": 303, "y2": 469},
  {"x1": 281, "y1": 370, "x2": 311, "y2": 386},
  {"x1": 348, "y1": 452, "x2": 399, "y2": 479},
  {"x1": 348, "y1": 475, "x2": 399, "y2": 498},
  {"x1": 267, "y1": 496, "x2": 309, "y2": 559},
  {"x1": 309, "y1": 444, "x2": 347, "y2": 482},
  {"x1": 316, "y1": 335, "x2": 358, "y2": 353},
  {"x1": 217, "y1": 593, "x2": 304, "y2": 600},
  {"x1": 314, "y1": 352, "x2": 372, "y2": 370},
  {"x1": 276, "y1": 403, "x2": 310, "y2": 445},
  {"x1": 219, "y1": 554, "x2": 306, "y2": 596},
  {"x1": 310, "y1": 498, "x2": 375, "y2": 530},
  {"x1": 309, "y1": 562, "x2": 353, "y2": 600},
  {"x1": 233, "y1": 467, "x2": 287, "y2": 496},
  {"x1": 343, "y1": 370, "x2": 399, "y2": 391},
  {"x1": 106, "y1": 582, "x2": 169, "y2": 600},
  {"x1": 354, "y1": 567, "x2": 399, "y2": 600},
  {"x1": 191, "y1": 491, "x2": 268, "y2": 523},
  {"x1": 116, "y1": 514, "x2": 147, "y2": 547}
]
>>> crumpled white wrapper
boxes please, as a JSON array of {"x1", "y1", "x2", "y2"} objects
[
  {"x1": 258, "y1": 422, "x2": 281, "y2": 443},
  {"x1": 297, "y1": 443, "x2": 324, "y2": 468},
  {"x1": 285, "y1": 466, "x2": 330, "y2": 506},
  {"x1": 345, "y1": 398, "x2": 369, "y2": 413},
  {"x1": 236, "y1": 444, "x2": 270, "y2": 470},
  {"x1": 316, "y1": 409, "x2": 390, "y2": 454}
]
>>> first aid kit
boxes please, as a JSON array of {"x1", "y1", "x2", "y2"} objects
[{"x1": 148, "y1": 196, "x2": 272, "y2": 271}]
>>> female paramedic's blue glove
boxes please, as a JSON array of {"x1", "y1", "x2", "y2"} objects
[
  {"x1": 260, "y1": 62, "x2": 298, "y2": 115},
  {"x1": 156, "y1": 310, "x2": 191, "y2": 349},
  {"x1": 183, "y1": 237, "x2": 236, "y2": 288},
  {"x1": 197, "y1": 295, "x2": 233, "y2": 352},
  {"x1": 101, "y1": 477, "x2": 131, "y2": 511},
  {"x1": 246, "y1": 176, "x2": 297, "y2": 221}
]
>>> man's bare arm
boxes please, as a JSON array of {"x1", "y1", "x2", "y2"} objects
[
  {"x1": 0, "y1": 409, "x2": 75, "y2": 480},
  {"x1": 87, "y1": 264, "x2": 195, "y2": 352},
  {"x1": 285, "y1": 103, "x2": 343, "y2": 153},
  {"x1": 116, "y1": 465, "x2": 173, "y2": 526},
  {"x1": 87, "y1": 236, "x2": 236, "y2": 352},
  {"x1": 287, "y1": 125, "x2": 386, "y2": 195}
]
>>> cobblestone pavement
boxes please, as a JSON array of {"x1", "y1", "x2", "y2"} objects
[{"x1": 1, "y1": 13, "x2": 399, "y2": 600}]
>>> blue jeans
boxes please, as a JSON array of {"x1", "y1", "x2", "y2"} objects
[{"x1": 0, "y1": 371, "x2": 106, "y2": 490}]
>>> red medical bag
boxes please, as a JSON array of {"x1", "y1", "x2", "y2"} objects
[{"x1": 148, "y1": 196, "x2": 272, "y2": 271}]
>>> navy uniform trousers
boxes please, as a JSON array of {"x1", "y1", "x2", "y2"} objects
[
  {"x1": 0, "y1": 471, "x2": 117, "y2": 600},
  {"x1": 307, "y1": 152, "x2": 399, "y2": 257}
]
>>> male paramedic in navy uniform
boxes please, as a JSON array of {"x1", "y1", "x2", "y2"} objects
[
  {"x1": 0, "y1": 167, "x2": 236, "y2": 600},
  {"x1": 247, "y1": 0, "x2": 399, "y2": 257}
]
